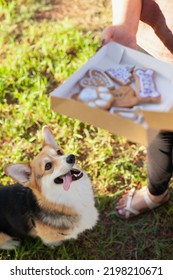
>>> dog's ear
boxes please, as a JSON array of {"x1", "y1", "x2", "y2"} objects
[
  {"x1": 4, "y1": 163, "x2": 31, "y2": 185},
  {"x1": 42, "y1": 126, "x2": 58, "y2": 149}
]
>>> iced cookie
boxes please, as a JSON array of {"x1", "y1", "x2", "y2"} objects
[
  {"x1": 111, "y1": 86, "x2": 138, "y2": 108},
  {"x1": 75, "y1": 87, "x2": 98, "y2": 101},
  {"x1": 79, "y1": 68, "x2": 115, "y2": 89},
  {"x1": 105, "y1": 65, "x2": 134, "y2": 85},
  {"x1": 110, "y1": 106, "x2": 143, "y2": 122},
  {"x1": 73, "y1": 86, "x2": 114, "y2": 110},
  {"x1": 133, "y1": 68, "x2": 161, "y2": 103}
]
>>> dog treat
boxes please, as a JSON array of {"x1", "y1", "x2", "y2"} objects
[
  {"x1": 111, "y1": 86, "x2": 138, "y2": 108},
  {"x1": 79, "y1": 67, "x2": 115, "y2": 89},
  {"x1": 133, "y1": 68, "x2": 161, "y2": 103},
  {"x1": 73, "y1": 86, "x2": 114, "y2": 110},
  {"x1": 110, "y1": 106, "x2": 144, "y2": 123},
  {"x1": 110, "y1": 106, "x2": 139, "y2": 120},
  {"x1": 105, "y1": 65, "x2": 134, "y2": 85},
  {"x1": 77, "y1": 87, "x2": 98, "y2": 101}
]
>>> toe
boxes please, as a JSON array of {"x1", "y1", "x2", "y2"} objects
[
  {"x1": 116, "y1": 195, "x2": 128, "y2": 209},
  {"x1": 117, "y1": 208, "x2": 126, "y2": 216}
]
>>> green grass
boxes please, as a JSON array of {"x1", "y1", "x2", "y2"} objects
[{"x1": 0, "y1": 0, "x2": 173, "y2": 260}]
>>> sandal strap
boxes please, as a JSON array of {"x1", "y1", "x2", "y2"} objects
[
  {"x1": 118, "y1": 186, "x2": 169, "y2": 219},
  {"x1": 142, "y1": 190, "x2": 160, "y2": 209},
  {"x1": 124, "y1": 188, "x2": 140, "y2": 217},
  {"x1": 142, "y1": 187, "x2": 169, "y2": 209}
]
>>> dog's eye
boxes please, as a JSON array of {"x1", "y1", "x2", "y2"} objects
[
  {"x1": 57, "y1": 149, "x2": 63, "y2": 155},
  {"x1": 45, "y1": 162, "x2": 52, "y2": 170}
]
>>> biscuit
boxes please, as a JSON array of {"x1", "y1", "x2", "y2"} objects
[
  {"x1": 111, "y1": 86, "x2": 138, "y2": 108},
  {"x1": 105, "y1": 65, "x2": 134, "y2": 85},
  {"x1": 72, "y1": 86, "x2": 114, "y2": 110},
  {"x1": 133, "y1": 68, "x2": 161, "y2": 103},
  {"x1": 75, "y1": 87, "x2": 98, "y2": 101},
  {"x1": 110, "y1": 106, "x2": 144, "y2": 122},
  {"x1": 79, "y1": 67, "x2": 115, "y2": 89}
]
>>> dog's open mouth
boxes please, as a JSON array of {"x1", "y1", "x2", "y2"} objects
[{"x1": 54, "y1": 168, "x2": 83, "y2": 191}]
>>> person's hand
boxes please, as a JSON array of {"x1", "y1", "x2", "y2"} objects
[{"x1": 102, "y1": 25, "x2": 137, "y2": 49}]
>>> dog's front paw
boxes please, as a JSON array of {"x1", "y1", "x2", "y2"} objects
[{"x1": 0, "y1": 240, "x2": 20, "y2": 250}]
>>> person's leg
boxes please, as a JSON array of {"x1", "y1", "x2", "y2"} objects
[
  {"x1": 116, "y1": 131, "x2": 173, "y2": 218},
  {"x1": 147, "y1": 131, "x2": 173, "y2": 195}
]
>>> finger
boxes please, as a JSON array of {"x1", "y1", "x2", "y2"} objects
[{"x1": 101, "y1": 26, "x2": 113, "y2": 45}]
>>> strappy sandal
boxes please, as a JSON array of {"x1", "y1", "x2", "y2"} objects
[{"x1": 116, "y1": 186, "x2": 170, "y2": 219}]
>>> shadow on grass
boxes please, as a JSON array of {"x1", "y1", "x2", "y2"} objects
[{"x1": 1, "y1": 193, "x2": 173, "y2": 260}]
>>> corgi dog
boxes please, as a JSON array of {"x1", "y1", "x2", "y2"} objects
[{"x1": 0, "y1": 126, "x2": 98, "y2": 250}]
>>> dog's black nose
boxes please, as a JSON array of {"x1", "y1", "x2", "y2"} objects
[{"x1": 66, "y1": 154, "x2": 75, "y2": 164}]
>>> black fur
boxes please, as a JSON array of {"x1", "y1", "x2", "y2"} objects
[
  {"x1": 0, "y1": 184, "x2": 38, "y2": 238},
  {"x1": 0, "y1": 183, "x2": 78, "y2": 241}
]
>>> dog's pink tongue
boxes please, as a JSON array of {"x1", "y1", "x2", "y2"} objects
[{"x1": 63, "y1": 172, "x2": 72, "y2": 191}]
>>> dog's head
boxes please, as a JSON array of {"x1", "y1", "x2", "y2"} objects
[{"x1": 4, "y1": 126, "x2": 83, "y2": 194}]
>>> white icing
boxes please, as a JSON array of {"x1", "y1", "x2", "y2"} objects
[
  {"x1": 99, "y1": 93, "x2": 112, "y2": 100},
  {"x1": 80, "y1": 68, "x2": 114, "y2": 88},
  {"x1": 87, "y1": 101, "x2": 97, "y2": 107},
  {"x1": 88, "y1": 99, "x2": 109, "y2": 108},
  {"x1": 98, "y1": 86, "x2": 109, "y2": 92},
  {"x1": 106, "y1": 66, "x2": 133, "y2": 84},
  {"x1": 95, "y1": 99, "x2": 108, "y2": 107},
  {"x1": 79, "y1": 88, "x2": 97, "y2": 101},
  {"x1": 135, "y1": 69, "x2": 160, "y2": 98}
]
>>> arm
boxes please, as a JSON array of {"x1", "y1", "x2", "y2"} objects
[{"x1": 102, "y1": 0, "x2": 142, "y2": 49}]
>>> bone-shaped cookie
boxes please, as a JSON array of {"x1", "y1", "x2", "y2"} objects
[
  {"x1": 133, "y1": 68, "x2": 161, "y2": 103},
  {"x1": 79, "y1": 68, "x2": 115, "y2": 89}
]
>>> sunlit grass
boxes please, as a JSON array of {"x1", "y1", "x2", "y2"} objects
[{"x1": 0, "y1": 0, "x2": 173, "y2": 260}]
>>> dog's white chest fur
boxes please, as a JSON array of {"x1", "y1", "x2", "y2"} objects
[{"x1": 41, "y1": 172, "x2": 98, "y2": 239}]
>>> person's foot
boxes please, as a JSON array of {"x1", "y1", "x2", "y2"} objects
[{"x1": 115, "y1": 186, "x2": 169, "y2": 219}]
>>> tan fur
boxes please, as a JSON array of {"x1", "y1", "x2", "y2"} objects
[
  {"x1": 27, "y1": 145, "x2": 63, "y2": 191},
  {"x1": 30, "y1": 220, "x2": 70, "y2": 244},
  {"x1": 0, "y1": 233, "x2": 19, "y2": 250},
  {"x1": 0, "y1": 233, "x2": 12, "y2": 244},
  {"x1": 2, "y1": 126, "x2": 98, "y2": 249}
]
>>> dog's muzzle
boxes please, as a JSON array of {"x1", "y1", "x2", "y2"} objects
[{"x1": 54, "y1": 168, "x2": 83, "y2": 185}]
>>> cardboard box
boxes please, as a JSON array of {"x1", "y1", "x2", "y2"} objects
[{"x1": 50, "y1": 42, "x2": 173, "y2": 145}]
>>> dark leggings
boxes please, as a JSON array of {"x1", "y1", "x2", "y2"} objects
[{"x1": 147, "y1": 131, "x2": 173, "y2": 195}]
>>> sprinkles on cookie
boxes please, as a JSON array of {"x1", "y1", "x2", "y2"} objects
[
  {"x1": 105, "y1": 65, "x2": 134, "y2": 85},
  {"x1": 133, "y1": 68, "x2": 161, "y2": 103}
]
